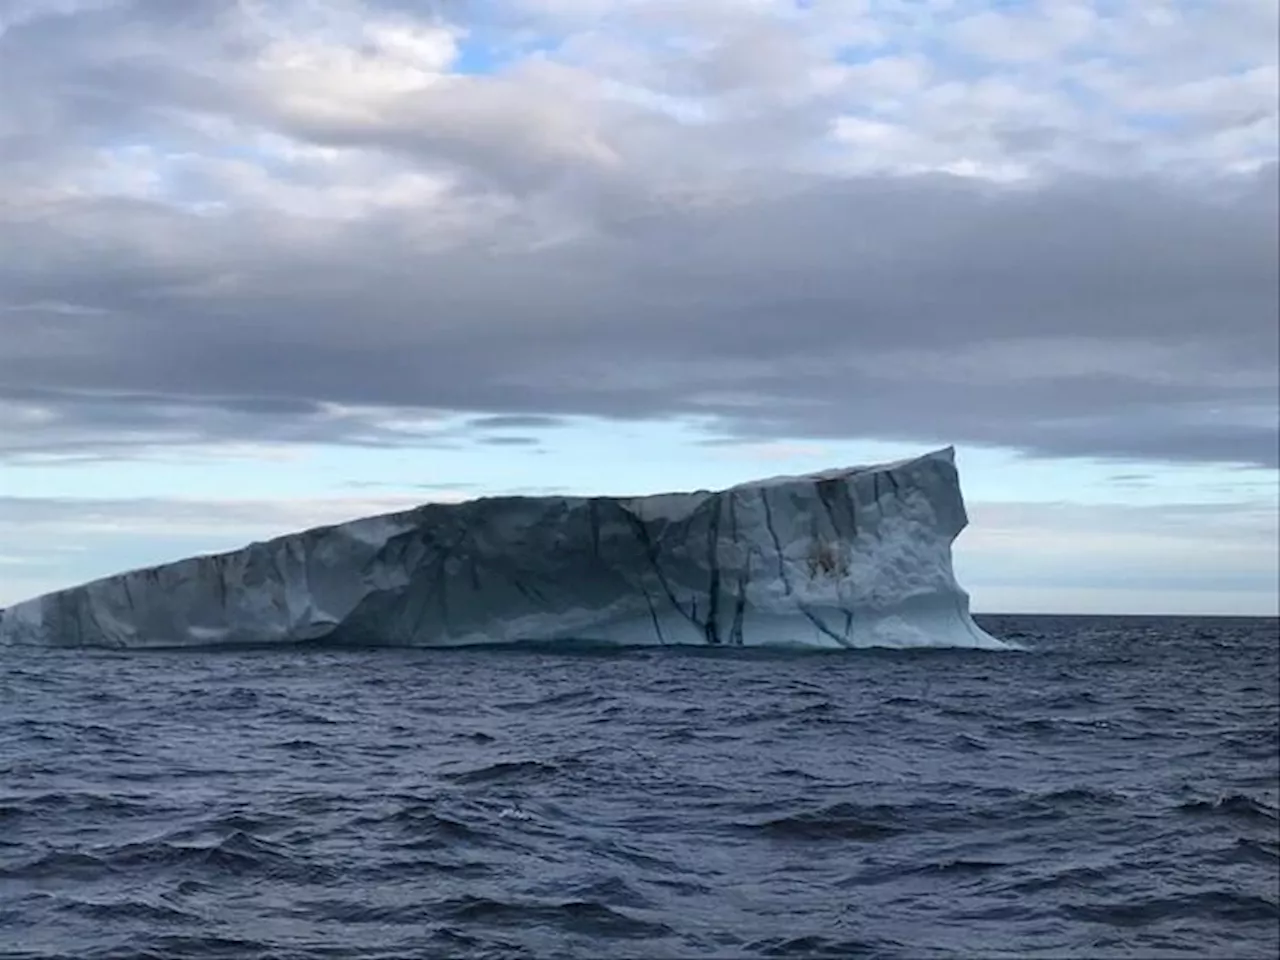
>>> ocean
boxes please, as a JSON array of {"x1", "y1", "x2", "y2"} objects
[{"x1": 1, "y1": 614, "x2": 1277, "y2": 959}]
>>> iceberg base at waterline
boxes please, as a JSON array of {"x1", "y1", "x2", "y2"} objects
[{"x1": 0, "y1": 447, "x2": 1009, "y2": 651}]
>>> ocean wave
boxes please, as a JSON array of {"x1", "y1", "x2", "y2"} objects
[
  {"x1": 437, "y1": 895, "x2": 673, "y2": 938},
  {"x1": 736, "y1": 802, "x2": 907, "y2": 841},
  {"x1": 1177, "y1": 793, "x2": 1279, "y2": 824},
  {"x1": 444, "y1": 758, "x2": 573, "y2": 785},
  {"x1": 746, "y1": 934, "x2": 896, "y2": 957},
  {"x1": 1065, "y1": 889, "x2": 1280, "y2": 925}
]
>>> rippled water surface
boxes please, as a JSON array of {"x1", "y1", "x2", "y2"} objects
[{"x1": 2, "y1": 615, "x2": 1278, "y2": 959}]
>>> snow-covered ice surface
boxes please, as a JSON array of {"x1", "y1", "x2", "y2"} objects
[{"x1": 0, "y1": 447, "x2": 1009, "y2": 650}]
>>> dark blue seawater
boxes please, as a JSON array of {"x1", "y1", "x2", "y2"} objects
[{"x1": 2, "y1": 615, "x2": 1277, "y2": 959}]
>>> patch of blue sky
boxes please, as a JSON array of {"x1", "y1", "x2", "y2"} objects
[
  {"x1": 452, "y1": 25, "x2": 560, "y2": 75},
  {"x1": 834, "y1": 36, "x2": 898, "y2": 66},
  {"x1": 832, "y1": 25, "x2": 988, "y2": 86}
]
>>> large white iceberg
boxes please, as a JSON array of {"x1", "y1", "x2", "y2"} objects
[{"x1": 0, "y1": 447, "x2": 1007, "y2": 650}]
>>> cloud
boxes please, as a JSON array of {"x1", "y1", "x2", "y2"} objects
[
  {"x1": 0, "y1": 0, "x2": 1275, "y2": 468},
  {"x1": 1106, "y1": 473, "x2": 1154, "y2": 488},
  {"x1": 468, "y1": 414, "x2": 566, "y2": 430},
  {"x1": 476, "y1": 435, "x2": 541, "y2": 446}
]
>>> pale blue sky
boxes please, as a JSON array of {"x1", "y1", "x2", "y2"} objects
[{"x1": 0, "y1": 0, "x2": 1276, "y2": 615}]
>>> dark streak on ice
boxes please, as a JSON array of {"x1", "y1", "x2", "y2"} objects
[{"x1": 759, "y1": 488, "x2": 793, "y2": 598}]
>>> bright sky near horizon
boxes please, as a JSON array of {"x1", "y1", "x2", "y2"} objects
[{"x1": 0, "y1": 0, "x2": 1277, "y2": 615}]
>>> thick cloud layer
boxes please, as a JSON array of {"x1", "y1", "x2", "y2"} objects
[{"x1": 2, "y1": 0, "x2": 1276, "y2": 466}]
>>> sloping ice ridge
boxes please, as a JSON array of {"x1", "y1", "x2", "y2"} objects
[{"x1": 0, "y1": 447, "x2": 1008, "y2": 650}]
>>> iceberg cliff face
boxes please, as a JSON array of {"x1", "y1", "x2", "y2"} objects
[{"x1": 0, "y1": 447, "x2": 1006, "y2": 650}]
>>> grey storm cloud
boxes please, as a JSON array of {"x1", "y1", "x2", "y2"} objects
[
  {"x1": 1, "y1": 0, "x2": 1276, "y2": 468},
  {"x1": 475, "y1": 436, "x2": 542, "y2": 446},
  {"x1": 467, "y1": 415, "x2": 566, "y2": 431}
]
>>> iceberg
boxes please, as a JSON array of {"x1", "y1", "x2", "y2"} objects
[{"x1": 0, "y1": 447, "x2": 1007, "y2": 650}]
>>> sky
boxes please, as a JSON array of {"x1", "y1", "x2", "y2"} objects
[{"x1": 0, "y1": 0, "x2": 1276, "y2": 615}]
